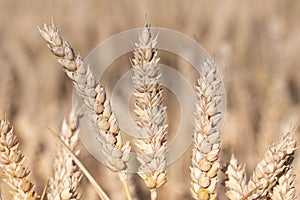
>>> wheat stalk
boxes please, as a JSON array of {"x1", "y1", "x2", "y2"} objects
[
  {"x1": 271, "y1": 167, "x2": 297, "y2": 200},
  {"x1": 131, "y1": 24, "x2": 168, "y2": 200},
  {"x1": 245, "y1": 132, "x2": 296, "y2": 199},
  {"x1": 190, "y1": 58, "x2": 223, "y2": 200},
  {"x1": 0, "y1": 119, "x2": 39, "y2": 199},
  {"x1": 127, "y1": 175, "x2": 139, "y2": 200},
  {"x1": 225, "y1": 154, "x2": 247, "y2": 200},
  {"x1": 38, "y1": 23, "x2": 131, "y2": 199},
  {"x1": 47, "y1": 110, "x2": 82, "y2": 200}
]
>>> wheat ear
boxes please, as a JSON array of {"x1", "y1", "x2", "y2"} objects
[
  {"x1": 38, "y1": 23, "x2": 131, "y2": 198},
  {"x1": 225, "y1": 154, "x2": 247, "y2": 200},
  {"x1": 0, "y1": 119, "x2": 39, "y2": 199},
  {"x1": 131, "y1": 24, "x2": 168, "y2": 200},
  {"x1": 190, "y1": 58, "x2": 223, "y2": 200},
  {"x1": 48, "y1": 127, "x2": 110, "y2": 200},
  {"x1": 271, "y1": 167, "x2": 297, "y2": 200},
  {"x1": 47, "y1": 110, "x2": 82, "y2": 200},
  {"x1": 246, "y1": 132, "x2": 296, "y2": 199}
]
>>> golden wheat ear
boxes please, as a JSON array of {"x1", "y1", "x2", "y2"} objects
[
  {"x1": 190, "y1": 59, "x2": 223, "y2": 200},
  {"x1": 47, "y1": 110, "x2": 82, "y2": 200},
  {"x1": 271, "y1": 166, "x2": 297, "y2": 200},
  {"x1": 48, "y1": 127, "x2": 110, "y2": 200},
  {"x1": 245, "y1": 132, "x2": 296, "y2": 199},
  {"x1": 39, "y1": 23, "x2": 132, "y2": 199},
  {"x1": 131, "y1": 24, "x2": 168, "y2": 200},
  {"x1": 0, "y1": 119, "x2": 39, "y2": 199}
]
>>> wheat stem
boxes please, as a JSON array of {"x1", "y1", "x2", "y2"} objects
[
  {"x1": 150, "y1": 188, "x2": 157, "y2": 200},
  {"x1": 41, "y1": 179, "x2": 48, "y2": 200},
  {"x1": 121, "y1": 178, "x2": 133, "y2": 200}
]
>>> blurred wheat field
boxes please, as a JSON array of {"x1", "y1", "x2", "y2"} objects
[{"x1": 0, "y1": 0, "x2": 300, "y2": 199}]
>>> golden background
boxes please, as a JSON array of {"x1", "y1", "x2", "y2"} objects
[{"x1": 0, "y1": 0, "x2": 299, "y2": 199}]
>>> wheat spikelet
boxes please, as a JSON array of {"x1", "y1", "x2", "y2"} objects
[
  {"x1": 246, "y1": 132, "x2": 296, "y2": 199},
  {"x1": 131, "y1": 24, "x2": 168, "y2": 199},
  {"x1": 47, "y1": 110, "x2": 82, "y2": 200},
  {"x1": 38, "y1": 23, "x2": 131, "y2": 175},
  {"x1": 0, "y1": 119, "x2": 39, "y2": 199},
  {"x1": 270, "y1": 167, "x2": 297, "y2": 200},
  {"x1": 225, "y1": 154, "x2": 247, "y2": 200},
  {"x1": 190, "y1": 58, "x2": 223, "y2": 200}
]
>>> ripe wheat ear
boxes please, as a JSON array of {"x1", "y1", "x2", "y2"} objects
[
  {"x1": 39, "y1": 23, "x2": 132, "y2": 200},
  {"x1": 224, "y1": 132, "x2": 297, "y2": 200},
  {"x1": 245, "y1": 132, "x2": 296, "y2": 199},
  {"x1": 47, "y1": 109, "x2": 82, "y2": 200},
  {"x1": 190, "y1": 59, "x2": 223, "y2": 200},
  {"x1": 0, "y1": 119, "x2": 39, "y2": 199},
  {"x1": 131, "y1": 24, "x2": 168, "y2": 200}
]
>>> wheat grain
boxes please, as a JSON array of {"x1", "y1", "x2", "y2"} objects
[
  {"x1": 190, "y1": 58, "x2": 223, "y2": 200},
  {"x1": 0, "y1": 119, "x2": 39, "y2": 199},
  {"x1": 246, "y1": 132, "x2": 296, "y2": 199},
  {"x1": 47, "y1": 110, "x2": 82, "y2": 200},
  {"x1": 225, "y1": 154, "x2": 247, "y2": 200},
  {"x1": 131, "y1": 24, "x2": 168, "y2": 200}
]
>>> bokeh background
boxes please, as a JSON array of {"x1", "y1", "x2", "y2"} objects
[{"x1": 0, "y1": 0, "x2": 300, "y2": 199}]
